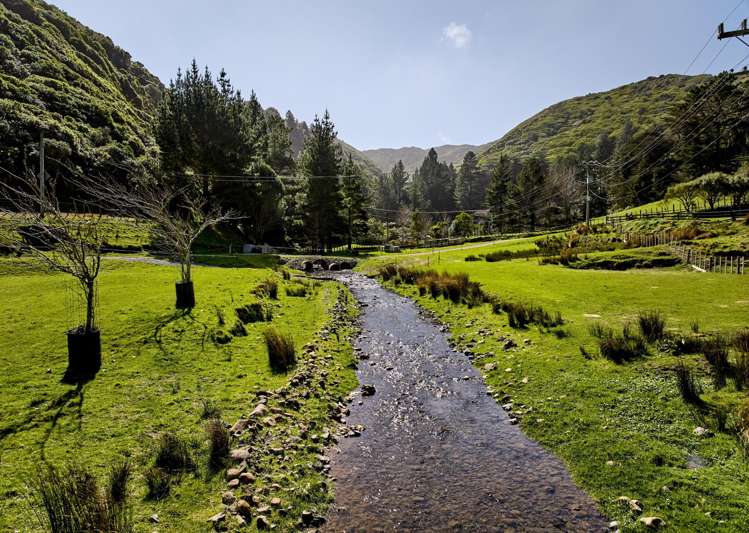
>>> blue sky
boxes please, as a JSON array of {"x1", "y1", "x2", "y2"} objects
[{"x1": 53, "y1": 0, "x2": 749, "y2": 150}]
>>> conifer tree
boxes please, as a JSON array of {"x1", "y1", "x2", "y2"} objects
[
  {"x1": 341, "y1": 154, "x2": 369, "y2": 251},
  {"x1": 300, "y1": 110, "x2": 344, "y2": 251}
]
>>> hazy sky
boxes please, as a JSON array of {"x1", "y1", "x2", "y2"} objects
[{"x1": 52, "y1": 0, "x2": 749, "y2": 150}]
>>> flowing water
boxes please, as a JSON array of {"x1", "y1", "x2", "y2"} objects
[{"x1": 324, "y1": 273, "x2": 607, "y2": 532}]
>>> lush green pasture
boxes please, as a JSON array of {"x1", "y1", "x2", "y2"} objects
[
  {"x1": 363, "y1": 243, "x2": 749, "y2": 531},
  {"x1": 0, "y1": 257, "x2": 355, "y2": 531}
]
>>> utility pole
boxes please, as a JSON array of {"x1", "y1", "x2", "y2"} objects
[
  {"x1": 718, "y1": 19, "x2": 749, "y2": 46},
  {"x1": 38, "y1": 129, "x2": 45, "y2": 215},
  {"x1": 585, "y1": 163, "x2": 591, "y2": 227}
]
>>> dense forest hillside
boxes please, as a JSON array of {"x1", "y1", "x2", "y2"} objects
[
  {"x1": 0, "y1": 0, "x2": 380, "y2": 191},
  {"x1": 0, "y1": 0, "x2": 163, "y2": 184},
  {"x1": 479, "y1": 74, "x2": 708, "y2": 166},
  {"x1": 363, "y1": 144, "x2": 488, "y2": 173}
]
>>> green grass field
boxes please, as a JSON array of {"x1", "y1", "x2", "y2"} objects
[
  {"x1": 361, "y1": 236, "x2": 749, "y2": 531},
  {"x1": 0, "y1": 257, "x2": 356, "y2": 531}
]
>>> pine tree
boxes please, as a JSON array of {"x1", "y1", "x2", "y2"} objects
[
  {"x1": 391, "y1": 160, "x2": 408, "y2": 207},
  {"x1": 455, "y1": 151, "x2": 483, "y2": 210},
  {"x1": 517, "y1": 155, "x2": 547, "y2": 231},
  {"x1": 341, "y1": 154, "x2": 369, "y2": 251},
  {"x1": 300, "y1": 110, "x2": 344, "y2": 251},
  {"x1": 485, "y1": 154, "x2": 514, "y2": 233}
]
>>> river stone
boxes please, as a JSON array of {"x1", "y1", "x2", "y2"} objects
[
  {"x1": 484, "y1": 363, "x2": 497, "y2": 371},
  {"x1": 640, "y1": 516, "x2": 665, "y2": 529},
  {"x1": 256, "y1": 515, "x2": 270, "y2": 529},
  {"x1": 226, "y1": 466, "x2": 245, "y2": 480},
  {"x1": 270, "y1": 497, "x2": 282, "y2": 507},
  {"x1": 230, "y1": 448, "x2": 251, "y2": 461},
  {"x1": 361, "y1": 384, "x2": 376, "y2": 396},
  {"x1": 222, "y1": 491, "x2": 236, "y2": 505},
  {"x1": 250, "y1": 403, "x2": 269, "y2": 418},
  {"x1": 207, "y1": 512, "x2": 226, "y2": 525},
  {"x1": 608, "y1": 521, "x2": 620, "y2": 530},
  {"x1": 239, "y1": 472, "x2": 255, "y2": 485},
  {"x1": 236, "y1": 499, "x2": 252, "y2": 519},
  {"x1": 694, "y1": 426, "x2": 713, "y2": 437}
]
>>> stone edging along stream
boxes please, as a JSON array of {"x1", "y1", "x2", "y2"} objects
[{"x1": 207, "y1": 281, "x2": 361, "y2": 531}]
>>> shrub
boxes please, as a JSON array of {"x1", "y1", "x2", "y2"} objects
[
  {"x1": 285, "y1": 283, "x2": 308, "y2": 297},
  {"x1": 206, "y1": 419, "x2": 230, "y2": 470},
  {"x1": 154, "y1": 432, "x2": 195, "y2": 473},
  {"x1": 264, "y1": 327, "x2": 296, "y2": 372},
  {"x1": 254, "y1": 279, "x2": 278, "y2": 299},
  {"x1": 702, "y1": 336, "x2": 730, "y2": 389},
  {"x1": 235, "y1": 302, "x2": 271, "y2": 323},
  {"x1": 31, "y1": 461, "x2": 133, "y2": 533},
  {"x1": 597, "y1": 324, "x2": 647, "y2": 363},
  {"x1": 144, "y1": 467, "x2": 170, "y2": 500},
  {"x1": 281, "y1": 269, "x2": 291, "y2": 281},
  {"x1": 675, "y1": 362, "x2": 702, "y2": 405},
  {"x1": 200, "y1": 399, "x2": 222, "y2": 420},
  {"x1": 638, "y1": 310, "x2": 666, "y2": 342},
  {"x1": 464, "y1": 254, "x2": 480, "y2": 262}
]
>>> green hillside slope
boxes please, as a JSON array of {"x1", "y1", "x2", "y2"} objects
[
  {"x1": 0, "y1": 0, "x2": 163, "y2": 181},
  {"x1": 479, "y1": 74, "x2": 708, "y2": 166}
]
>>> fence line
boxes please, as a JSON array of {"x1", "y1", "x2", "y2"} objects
[{"x1": 670, "y1": 243, "x2": 746, "y2": 274}]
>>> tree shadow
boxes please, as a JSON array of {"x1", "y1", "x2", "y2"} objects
[
  {"x1": 38, "y1": 383, "x2": 85, "y2": 461},
  {"x1": 151, "y1": 309, "x2": 191, "y2": 357}
]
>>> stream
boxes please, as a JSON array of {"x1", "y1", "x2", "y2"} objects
[{"x1": 324, "y1": 273, "x2": 607, "y2": 532}]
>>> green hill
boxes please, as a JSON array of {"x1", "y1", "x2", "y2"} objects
[
  {"x1": 478, "y1": 74, "x2": 708, "y2": 167},
  {"x1": 0, "y1": 0, "x2": 163, "y2": 180}
]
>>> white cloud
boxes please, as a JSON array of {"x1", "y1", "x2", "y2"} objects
[{"x1": 443, "y1": 22, "x2": 472, "y2": 49}]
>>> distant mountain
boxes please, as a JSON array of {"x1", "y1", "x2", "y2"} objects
[
  {"x1": 478, "y1": 74, "x2": 708, "y2": 167},
  {"x1": 362, "y1": 144, "x2": 490, "y2": 173},
  {"x1": 284, "y1": 111, "x2": 381, "y2": 180}
]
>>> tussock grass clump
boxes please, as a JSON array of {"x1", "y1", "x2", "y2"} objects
[
  {"x1": 464, "y1": 254, "x2": 480, "y2": 262},
  {"x1": 264, "y1": 327, "x2": 296, "y2": 372},
  {"x1": 229, "y1": 320, "x2": 247, "y2": 337},
  {"x1": 498, "y1": 300, "x2": 563, "y2": 329},
  {"x1": 206, "y1": 418, "x2": 230, "y2": 469},
  {"x1": 378, "y1": 264, "x2": 398, "y2": 281},
  {"x1": 235, "y1": 302, "x2": 272, "y2": 323},
  {"x1": 281, "y1": 268, "x2": 291, "y2": 281},
  {"x1": 285, "y1": 283, "x2": 308, "y2": 297},
  {"x1": 734, "y1": 352, "x2": 749, "y2": 391},
  {"x1": 200, "y1": 399, "x2": 222, "y2": 420},
  {"x1": 588, "y1": 322, "x2": 611, "y2": 339},
  {"x1": 596, "y1": 324, "x2": 647, "y2": 363},
  {"x1": 732, "y1": 401, "x2": 749, "y2": 456},
  {"x1": 734, "y1": 330, "x2": 749, "y2": 354},
  {"x1": 144, "y1": 467, "x2": 170, "y2": 500},
  {"x1": 702, "y1": 336, "x2": 730, "y2": 389},
  {"x1": 254, "y1": 278, "x2": 279, "y2": 299},
  {"x1": 31, "y1": 461, "x2": 133, "y2": 533},
  {"x1": 638, "y1": 310, "x2": 666, "y2": 342},
  {"x1": 675, "y1": 362, "x2": 702, "y2": 405},
  {"x1": 154, "y1": 432, "x2": 195, "y2": 474}
]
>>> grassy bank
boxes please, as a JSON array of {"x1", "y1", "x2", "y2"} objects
[
  {"x1": 361, "y1": 241, "x2": 749, "y2": 531},
  {"x1": 0, "y1": 257, "x2": 357, "y2": 531}
]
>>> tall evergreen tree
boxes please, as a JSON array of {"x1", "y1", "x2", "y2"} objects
[
  {"x1": 485, "y1": 154, "x2": 515, "y2": 233},
  {"x1": 341, "y1": 154, "x2": 369, "y2": 251},
  {"x1": 455, "y1": 151, "x2": 483, "y2": 209},
  {"x1": 300, "y1": 110, "x2": 344, "y2": 251},
  {"x1": 517, "y1": 155, "x2": 548, "y2": 231}
]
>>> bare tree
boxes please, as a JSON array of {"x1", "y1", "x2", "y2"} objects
[
  {"x1": 80, "y1": 177, "x2": 236, "y2": 308},
  {"x1": 0, "y1": 171, "x2": 104, "y2": 378}
]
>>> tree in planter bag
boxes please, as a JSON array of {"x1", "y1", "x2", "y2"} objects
[{"x1": 0, "y1": 171, "x2": 103, "y2": 381}]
